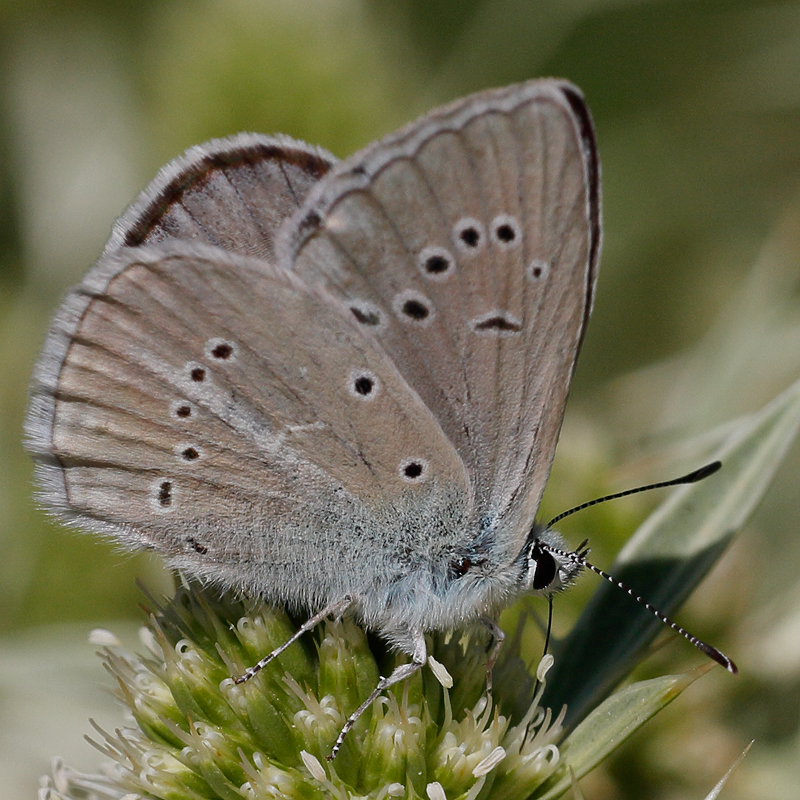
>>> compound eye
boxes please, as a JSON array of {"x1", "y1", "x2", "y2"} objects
[{"x1": 530, "y1": 547, "x2": 557, "y2": 591}]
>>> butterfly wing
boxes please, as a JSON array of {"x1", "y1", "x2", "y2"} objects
[
  {"x1": 282, "y1": 80, "x2": 600, "y2": 554},
  {"x1": 25, "y1": 81, "x2": 599, "y2": 628},
  {"x1": 26, "y1": 241, "x2": 468, "y2": 606},
  {"x1": 105, "y1": 133, "x2": 336, "y2": 261}
]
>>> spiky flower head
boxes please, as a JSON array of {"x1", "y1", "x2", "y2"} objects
[{"x1": 39, "y1": 584, "x2": 581, "y2": 800}]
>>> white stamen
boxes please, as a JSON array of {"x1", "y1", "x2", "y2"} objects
[
  {"x1": 426, "y1": 782, "x2": 447, "y2": 800},
  {"x1": 473, "y1": 746, "x2": 506, "y2": 776},
  {"x1": 300, "y1": 750, "x2": 326, "y2": 782},
  {"x1": 428, "y1": 655, "x2": 453, "y2": 688},
  {"x1": 88, "y1": 629, "x2": 120, "y2": 646},
  {"x1": 537, "y1": 654, "x2": 555, "y2": 682}
]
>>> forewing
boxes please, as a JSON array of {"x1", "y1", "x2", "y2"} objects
[
  {"x1": 26, "y1": 242, "x2": 468, "y2": 581},
  {"x1": 281, "y1": 80, "x2": 600, "y2": 546},
  {"x1": 105, "y1": 133, "x2": 336, "y2": 261}
]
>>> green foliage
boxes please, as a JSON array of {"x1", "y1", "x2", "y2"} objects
[{"x1": 3, "y1": 2, "x2": 800, "y2": 798}]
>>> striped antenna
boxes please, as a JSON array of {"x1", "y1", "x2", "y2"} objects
[{"x1": 543, "y1": 460, "x2": 737, "y2": 673}]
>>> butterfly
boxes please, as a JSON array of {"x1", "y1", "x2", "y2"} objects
[{"x1": 26, "y1": 79, "x2": 600, "y2": 755}]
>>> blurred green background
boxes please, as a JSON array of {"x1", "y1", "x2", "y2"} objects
[{"x1": 2, "y1": 1, "x2": 800, "y2": 798}]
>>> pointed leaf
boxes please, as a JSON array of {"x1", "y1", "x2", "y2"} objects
[
  {"x1": 536, "y1": 668, "x2": 703, "y2": 799},
  {"x1": 543, "y1": 377, "x2": 800, "y2": 726}
]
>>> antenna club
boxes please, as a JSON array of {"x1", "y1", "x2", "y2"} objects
[
  {"x1": 544, "y1": 460, "x2": 723, "y2": 529},
  {"x1": 687, "y1": 460, "x2": 722, "y2": 483},
  {"x1": 700, "y1": 642, "x2": 738, "y2": 674}
]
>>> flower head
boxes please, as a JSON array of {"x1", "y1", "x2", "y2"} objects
[{"x1": 40, "y1": 584, "x2": 568, "y2": 800}]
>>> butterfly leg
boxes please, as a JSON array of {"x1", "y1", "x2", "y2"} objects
[
  {"x1": 480, "y1": 618, "x2": 505, "y2": 696},
  {"x1": 328, "y1": 628, "x2": 426, "y2": 760},
  {"x1": 234, "y1": 595, "x2": 353, "y2": 684}
]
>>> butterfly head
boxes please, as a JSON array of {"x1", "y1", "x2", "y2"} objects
[{"x1": 522, "y1": 525, "x2": 587, "y2": 596}]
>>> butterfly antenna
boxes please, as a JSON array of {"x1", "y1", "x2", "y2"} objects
[
  {"x1": 545, "y1": 460, "x2": 721, "y2": 529},
  {"x1": 543, "y1": 541, "x2": 737, "y2": 673},
  {"x1": 540, "y1": 460, "x2": 735, "y2": 673}
]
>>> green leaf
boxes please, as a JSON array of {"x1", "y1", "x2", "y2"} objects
[
  {"x1": 543, "y1": 376, "x2": 800, "y2": 726},
  {"x1": 536, "y1": 668, "x2": 704, "y2": 799},
  {"x1": 703, "y1": 740, "x2": 753, "y2": 800}
]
